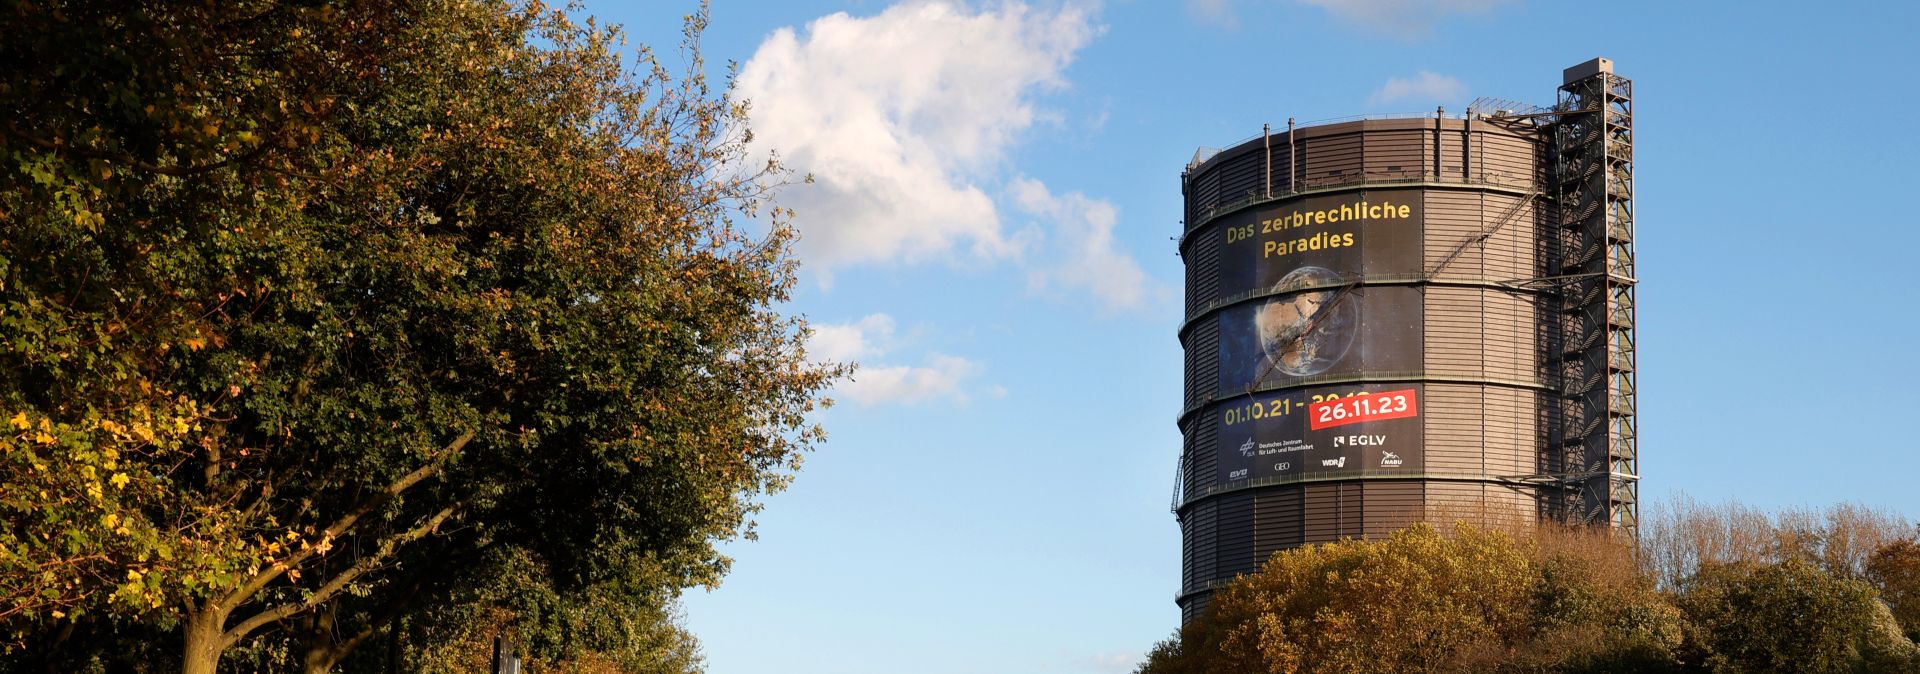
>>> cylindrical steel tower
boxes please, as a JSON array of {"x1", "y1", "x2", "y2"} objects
[{"x1": 1175, "y1": 59, "x2": 1637, "y2": 620}]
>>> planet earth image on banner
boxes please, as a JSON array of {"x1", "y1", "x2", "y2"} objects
[{"x1": 1253, "y1": 266, "x2": 1358, "y2": 378}]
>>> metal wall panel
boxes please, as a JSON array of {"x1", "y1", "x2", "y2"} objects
[
  {"x1": 1187, "y1": 165, "x2": 1221, "y2": 226},
  {"x1": 1363, "y1": 481, "x2": 1427, "y2": 536},
  {"x1": 1185, "y1": 225, "x2": 1223, "y2": 318},
  {"x1": 1214, "y1": 492, "x2": 1259, "y2": 580},
  {"x1": 1183, "y1": 318, "x2": 1219, "y2": 410},
  {"x1": 1185, "y1": 414, "x2": 1218, "y2": 500},
  {"x1": 1216, "y1": 149, "x2": 1266, "y2": 209},
  {"x1": 1254, "y1": 487, "x2": 1304, "y2": 565},
  {"x1": 1360, "y1": 128, "x2": 1428, "y2": 179},
  {"x1": 1304, "y1": 131, "x2": 1364, "y2": 186},
  {"x1": 1182, "y1": 498, "x2": 1217, "y2": 594}
]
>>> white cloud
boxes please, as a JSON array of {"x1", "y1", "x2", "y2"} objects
[
  {"x1": 1188, "y1": 0, "x2": 1238, "y2": 27},
  {"x1": 1299, "y1": 0, "x2": 1514, "y2": 35},
  {"x1": 1367, "y1": 71, "x2": 1467, "y2": 106},
  {"x1": 737, "y1": 2, "x2": 1099, "y2": 277},
  {"x1": 1188, "y1": 0, "x2": 1513, "y2": 35},
  {"x1": 839, "y1": 354, "x2": 978, "y2": 407},
  {"x1": 1073, "y1": 651, "x2": 1143, "y2": 672},
  {"x1": 1010, "y1": 177, "x2": 1163, "y2": 313},
  {"x1": 806, "y1": 313, "x2": 896, "y2": 363},
  {"x1": 808, "y1": 314, "x2": 980, "y2": 407}
]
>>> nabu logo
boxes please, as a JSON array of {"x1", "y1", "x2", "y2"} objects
[{"x1": 1380, "y1": 451, "x2": 1403, "y2": 468}]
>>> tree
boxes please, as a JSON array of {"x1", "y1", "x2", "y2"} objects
[
  {"x1": 1137, "y1": 504, "x2": 1920, "y2": 674},
  {"x1": 1674, "y1": 560, "x2": 1881, "y2": 674},
  {"x1": 392, "y1": 547, "x2": 704, "y2": 674},
  {"x1": 1, "y1": 1, "x2": 836, "y2": 671},
  {"x1": 1134, "y1": 523, "x2": 1688, "y2": 674},
  {"x1": 1868, "y1": 537, "x2": 1920, "y2": 641},
  {"x1": 1143, "y1": 523, "x2": 1538, "y2": 674},
  {"x1": 1639, "y1": 496, "x2": 1913, "y2": 590},
  {"x1": 1497, "y1": 525, "x2": 1685, "y2": 673}
]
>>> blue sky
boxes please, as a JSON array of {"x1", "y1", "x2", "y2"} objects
[{"x1": 593, "y1": 1, "x2": 1920, "y2": 672}]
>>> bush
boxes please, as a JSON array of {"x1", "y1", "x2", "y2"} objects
[{"x1": 1137, "y1": 502, "x2": 1920, "y2": 674}]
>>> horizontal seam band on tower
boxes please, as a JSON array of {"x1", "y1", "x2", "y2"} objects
[
  {"x1": 1177, "y1": 374, "x2": 1555, "y2": 425},
  {"x1": 1179, "y1": 179, "x2": 1540, "y2": 247},
  {"x1": 1178, "y1": 277, "x2": 1549, "y2": 338},
  {"x1": 1174, "y1": 473, "x2": 1557, "y2": 513}
]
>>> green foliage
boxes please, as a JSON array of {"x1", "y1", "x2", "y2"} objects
[
  {"x1": 1867, "y1": 537, "x2": 1920, "y2": 641},
  {"x1": 1135, "y1": 514, "x2": 1920, "y2": 674},
  {"x1": 1675, "y1": 560, "x2": 1880, "y2": 674},
  {"x1": 394, "y1": 547, "x2": 703, "y2": 674},
  {"x1": 1, "y1": 0, "x2": 837, "y2": 670},
  {"x1": 1150, "y1": 523, "x2": 1540, "y2": 674}
]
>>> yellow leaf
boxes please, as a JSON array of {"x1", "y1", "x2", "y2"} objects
[
  {"x1": 8, "y1": 412, "x2": 27, "y2": 430},
  {"x1": 33, "y1": 431, "x2": 55, "y2": 445},
  {"x1": 183, "y1": 337, "x2": 206, "y2": 351},
  {"x1": 110, "y1": 473, "x2": 130, "y2": 488}
]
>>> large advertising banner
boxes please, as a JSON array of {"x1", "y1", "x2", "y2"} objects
[
  {"x1": 1215, "y1": 284, "x2": 1424, "y2": 395},
  {"x1": 1215, "y1": 384, "x2": 1426, "y2": 484},
  {"x1": 1211, "y1": 189, "x2": 1426, "y2": 300}
]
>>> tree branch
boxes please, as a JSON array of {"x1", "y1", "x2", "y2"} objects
[
  {"x1": 216, "y1": 431, "x2": 472, "y2": 613},
  {"x1": 223, "y1": 501, "x2": 461, "y2": 646},
  {"x1": 310, "y1": 573, "x2": 427, "y2": 671}
]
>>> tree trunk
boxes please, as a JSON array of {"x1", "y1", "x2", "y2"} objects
[
  {"x1": 182, "y1": 609, "x2": 227, "y2": 674},
  {"x1": 302, "y1": 647, "x2": 337, "y2": 674},
  {"x1": 302, "y1": 604, "x2": 339, "y2": 674}
]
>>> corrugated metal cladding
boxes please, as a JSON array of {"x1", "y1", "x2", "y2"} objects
[{"x1": 1176, "y1": 117, "x2": 1553, "y2": 620}]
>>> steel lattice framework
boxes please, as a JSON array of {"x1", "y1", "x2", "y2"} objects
[{"x1": 1549, "y1": 65, "x2": 1637, "y2": 531}]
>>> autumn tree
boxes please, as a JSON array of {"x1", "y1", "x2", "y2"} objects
[
  {"x1": 1673, "y1": 560, "x2": 1884, "y2": 673},
  {"x1": 1, "y1": 1, "x2": 836, "y2": 672},
  {"x1": 1137, "y1": 504, "x2": 1920, "y2": 674},
  {"x1": 1868, "y1": 537, "x2": 1920, "y2": 642},
  {"x1": 1141, "y1": 523, "x2": 1540, "y2": 674},
  {"x1": 1639, "y1": 495, "x2": 1913, "y2": 589}
]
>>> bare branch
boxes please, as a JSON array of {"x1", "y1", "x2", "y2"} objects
[
  {"x1": 222, "y1": 501, "x2": 461, "y2": 646},
  {"x1": 216, "y1": 431, "x2": 472, "y2": 613}
]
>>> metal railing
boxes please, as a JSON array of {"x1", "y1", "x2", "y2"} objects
[{"x1": 1190, "y1": 112, "x2": 1482, "y2": 171}]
